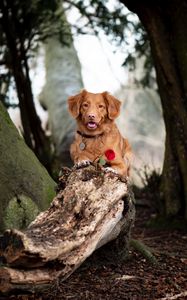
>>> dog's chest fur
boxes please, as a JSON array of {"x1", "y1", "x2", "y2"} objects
[
  {"x1": 73, "y1": 123, "x2": 123, "y2": 161},
  {"x1": 77, "y1": 134, "x2": 105, "y2": 158}
]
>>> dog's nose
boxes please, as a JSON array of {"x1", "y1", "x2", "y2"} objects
[{"x1": 88, "y1": 113, "x2": 95, "y2": 119}]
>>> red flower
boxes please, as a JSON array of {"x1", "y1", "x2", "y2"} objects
[{"x1": 105, "y1": 149, "x2": 115, "y2": 161}]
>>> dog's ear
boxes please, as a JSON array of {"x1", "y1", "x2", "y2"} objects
[
  {"x1": 103, "y1": 92, "x2": 121, "y2": 120},
  {"x1": 68, "y1": 90, "x2": 87, "y2": 118}
]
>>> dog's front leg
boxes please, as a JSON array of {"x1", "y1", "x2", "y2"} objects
[
  {"x1": 70, "y1": 142, "x2": 93, "y2": 169},
  {"x1": 105, "y1": 160, "x2": 129, "y2": 177}
]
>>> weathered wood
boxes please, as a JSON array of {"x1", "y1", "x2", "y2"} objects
[
  {"x1": 0, "y1": 164, "x2": 135, "y2": 294},
  {"x1": 0, "y1": 267, "x2": 61, "y2": 294}
]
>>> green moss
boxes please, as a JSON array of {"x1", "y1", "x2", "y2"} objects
[
  {"x1": 0, "y1": 102, "x2": 17, "y2": 128},
  {"x1": 45, "y1": 182, "x2": 56, "y2": 205},
  {"x1": 4, "y1": 195, "x2": 39, "y2": 230},
  {"x1": 0, "y1": 98, "x2": 56, "y2": 233}
]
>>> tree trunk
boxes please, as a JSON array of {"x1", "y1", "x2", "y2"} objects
[
  {"x1": 121, "y1": 0, "x2": 187, "y2": 218},
  {"x1": 0, "y1": 0, "x2": 52, "y2": 170},
  {"x1": 0, "y1": 101, "x2": 55, "y2": 233},
  {"x1": 40, "y1": 35, "x2": 83, "y2": 167},
  {"x1": 0, "y1": 165, "x2": 135, "y2": 294}
]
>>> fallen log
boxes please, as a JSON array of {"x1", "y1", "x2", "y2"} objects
[{"x1": 0, "y1": 164, "x2": 135, "y2": 294}]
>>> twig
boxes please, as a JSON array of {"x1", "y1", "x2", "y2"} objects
[{"x1": 157, "y1": 291, "x2": 187, "y2": 300}]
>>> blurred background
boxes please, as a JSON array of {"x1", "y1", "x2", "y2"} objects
[
  {"x1": 1, "y1": 3, "x2": 187, "y2": 298},
  {"x1": 0, "y1": 0, "x2": 165, "y2": 187},
  {"x1": 1, "y1": 0, "x2": 187, "y2": 233}
]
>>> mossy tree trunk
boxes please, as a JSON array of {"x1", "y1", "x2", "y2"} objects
[
  {"x1": 121, "y1": 0, "x2": 187, "y2": 219},
  {"x1": 0, "y1": 102, "x2": 55, "y2": 233}
]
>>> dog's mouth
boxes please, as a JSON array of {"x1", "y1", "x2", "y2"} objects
[{"x1": 87, "y1": 122, "x2": 98, "y2": 130}]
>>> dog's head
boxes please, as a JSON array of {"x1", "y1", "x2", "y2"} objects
[{"x1": 68, "y1": 90, "x2": 121, "y2": 133}]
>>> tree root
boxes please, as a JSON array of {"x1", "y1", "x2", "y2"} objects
[{"x1": 130, "y1": 239, "x2": 158, "y2": 265}]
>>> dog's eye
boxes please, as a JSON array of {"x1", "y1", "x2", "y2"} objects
[
  {"x1": 99, "y1": 104, "x2": 104, "y2": 109},
  {"x1": 82, "y1": 103, "x2": 88, "y2": 108}
]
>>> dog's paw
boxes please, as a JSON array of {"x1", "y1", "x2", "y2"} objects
[
  {"x1": 75, "y1": 160, "x2": 91, "y2": 169},
  {"x1": 104, "y1": 167, "x2": 118, "y2": 175}
]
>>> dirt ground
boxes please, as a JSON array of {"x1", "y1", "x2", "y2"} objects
[{"x1": 4, "y1": 204, "x2": 187, "y2": 300}]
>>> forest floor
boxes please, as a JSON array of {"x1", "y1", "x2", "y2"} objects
[{"x1": 3, "y1": 205, "x2": 187, "y2": 300}]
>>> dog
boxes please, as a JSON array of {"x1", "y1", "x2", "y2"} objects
[{"x1": 68, "y1": 90, "x2": 132, "y2": 176}]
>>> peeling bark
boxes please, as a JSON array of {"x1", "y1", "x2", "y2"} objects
[{"x1": 0, "y1": 165, "x2": 135, "y2": 294}]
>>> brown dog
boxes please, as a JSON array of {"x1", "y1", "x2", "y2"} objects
[{"x1": 68, "y1": 90, "x2": 132, "y2": 176}]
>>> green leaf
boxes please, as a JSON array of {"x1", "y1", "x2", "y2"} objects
[{"x1": 99, "y1": 157, "x2": 106, "y2": 166}]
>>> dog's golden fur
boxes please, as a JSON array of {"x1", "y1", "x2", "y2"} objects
[{"x1": 68, "y1": 90, "x2": 132, "y2": 176}]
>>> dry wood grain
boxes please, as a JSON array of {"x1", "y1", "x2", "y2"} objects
[{"x1": 0, "y1": 164, "x2": 135, "y2": 294}]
